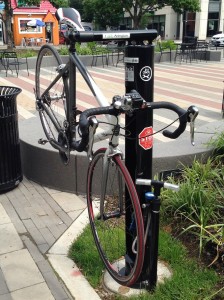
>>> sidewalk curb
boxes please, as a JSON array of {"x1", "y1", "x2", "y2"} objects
[{"x1": 47, "y1": 206, "x2": 101, "y2": 300}]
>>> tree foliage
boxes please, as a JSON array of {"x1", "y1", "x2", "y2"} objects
[
  {"x1": 82, "y1": 0, "x2": 123, "y2": 29},
  {"x1": 82, "y1": 0, "x2": 200, "y2": 29}
]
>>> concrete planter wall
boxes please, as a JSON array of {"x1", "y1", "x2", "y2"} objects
[{"x1": 22, "y1": 48, "x2": 222, "y2": 70}]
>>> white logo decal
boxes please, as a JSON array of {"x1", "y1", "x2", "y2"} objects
[
  {"x1": 102, "y1": 33, "x2": 130, "y2": 39},
  {"x1": 139, "y1": 66, "x2": 152, "y2": 82}
]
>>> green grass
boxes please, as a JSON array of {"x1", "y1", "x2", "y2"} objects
[{"x1": 69, "y1": 225, "x2": 220, "y2": 299}]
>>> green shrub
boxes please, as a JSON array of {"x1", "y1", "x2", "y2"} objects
[
  {"x1": 208, "y1": 131, "x2": 224, "y2": 157},
  {"x1": 16, "y1": 49, "x2": 38, "y2": 58},
  {"x1": 154, "y1": 40, "x2": 176, "y2": 52},
  {"x1": 58, "y1": 46, "x2": 69, "y2": 55},
  {"x1": 161, "y1": 157, "x2": 224, "y2": 256}
]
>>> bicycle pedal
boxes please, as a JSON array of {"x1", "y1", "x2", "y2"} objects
[{"x1": 38, "y1": 138, "x2": 48, "y2": 145}]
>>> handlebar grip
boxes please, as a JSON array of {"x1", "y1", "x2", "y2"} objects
[
  {"x1": 150, "y1": 102, "x2": 188, "y2": 139},
  {"x1": 73, "y1": 106, "x2": 117, "y2": 152}
]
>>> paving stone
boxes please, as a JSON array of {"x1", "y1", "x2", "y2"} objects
[
  {"x1": 21, "y1": 235, "x2": 44, "y2": 263},
  {"x1": 21, "y1": 178, "x2": 34, "y2": 189},
  {"x1": 26, "y1": 226, "x2": 46, "y2": 245},
  {"x1": 40, "y1": 201, "x2": 61, "y2": 217},
  {"x1": 68, "y1": 209, "x2": 85, "y2": 221},
  {"x1": 0, "y1": 223, "x2": 23, "y2": 255},
  {"x1": 31, "y1": 182, "x2": 47, "y2": 194},
  {"x1": 41, "y1": 215, "x2": 58, "y2": 227},
  {"x1": 0, "y1": 268, "x2": 9, "y2": 295},
  {"x1": 0, "y1": 199, "x2": 23, "y2": 224},
  {"x1": 41, "y1": 270, "x2": 70, "y2": 300},
  {"x1": 5, "y1": 194, "x2": 29, "y2": 220},
  {"x1": 24, "y1": 188, "x2": 45, "y2": 207},
  {"x1": 47, "y1": 224, "x2": 65, "y2": 239},
  {"x1": 0, "y1": 194, "x2": 8, "y2": 204},
  {"x1": 56, "y1": 211, "x2": 73, "y2": 227},
  {"x1": 24, "y1": 207, "x2": 46, "y2": 229},
  {"x1": 13, "y1": 221, "x2": 27, "y2": 234},
  {"x1": 22, "y1": 219, "x2": 36, "y2": 230},
  {"x1": 41, "y1": 193, "x2": 62, "y2": 213},
  {"x1": 18, "y1": 183, "x2": 33, "y2": 199},
  {"x1": 10, "y1": 188, "x2": 31, "y2": 207},
  {"x1": 37, "y1": 260, "x2": 53, "y2": 274},
  {"x1": 38, "y1": 243, "x2": 50, "y2": 254},
  {"x1": 0, "y1": 293, "x2": 13, "y2": 300},
  {"x1": 47, "y1": 191, "x2": 86, "y2": 213},
  {"x1": 0, "y1": 249, "x2": 44, "y2": 292},
  {"x1": 57, "y1": 223, "x2": 68, "y2": 235},
  {"x1": 30, "y1": 203, "x2": 47, "y2": 217},
  {"x1": 0, "y1": 203, "x2": 11, "y2": 225},
  {"x1": 10, "y1": 282, "x2": 54, "y2": 300},
  {"x1": 39, "y1": 227, "x2": 56, "y2": 245}
]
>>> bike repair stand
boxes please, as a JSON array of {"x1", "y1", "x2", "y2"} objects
[{"x1": 103, "y1": 40, "x2": 172, "y2": 296}]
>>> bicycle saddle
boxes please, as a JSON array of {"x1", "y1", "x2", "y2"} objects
[{"x1": 56, "y1": 8, "x2": 84, "y2": 31}]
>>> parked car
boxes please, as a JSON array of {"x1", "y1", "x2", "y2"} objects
[
  {"x1": 59, "y1": 23, "x2": 92, "y2": 44},
  {"x1": 83, "y1": 25, "x2": 92, "y2": 31},
  {"x1": 59, "y1": 24, "x2": 69, "y2": 45},
  {"x1": 211, "y1": 33, "x2": 224, "y2": 46},
  {"x1": 59, "y1": 31, "x2": 69, "y2": 45}
]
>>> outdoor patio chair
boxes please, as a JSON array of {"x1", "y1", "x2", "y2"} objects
[
  {"x1": 195, "y1": 41, "x2": 209, "y2": 62},
  {"x1": 91, "y1": 45, "x2": 108, "y2": 68},
  {"x1": 2, "y1": 51, "x2": 29, "y2": 77},
  {"x1": 106, "y1": 42, "x2": 124, "y2": 66},
  {"x1": 174, "y1": 43, "x2": 192, "y2": 63},
  {"x1": 158, "y1": 42, "x2": 172, "y2": 62}
]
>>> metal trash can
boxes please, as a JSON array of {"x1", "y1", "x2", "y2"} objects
[{"x1": 0, "y1": 86, "x2": 22, "y2": 191}]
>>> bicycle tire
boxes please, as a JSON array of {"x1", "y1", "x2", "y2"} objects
[
  {"x1": 35, "y1": 45, "x2": 70, "y2": 163},
  {"x1": 87, "y1": 148, "x2": 145, "y2": 286}
]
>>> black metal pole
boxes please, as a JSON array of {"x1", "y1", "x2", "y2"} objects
[
  {"x1": 125, "y1": 43, "x2": 155, "y2": 286},
  {"x1": 148, "y1": 195, "x2": 161, "y2": 289},
  {"x1": 182, "y1": 10, "x2": 187, "y2": 42}
]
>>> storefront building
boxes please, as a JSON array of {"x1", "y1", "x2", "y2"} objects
[
  {"x1": 153, "y1": 0, "x2": 223, "y2": 40},
  {"x1": 124, "y1": 0, "x2": 224, "y2": 40},
  {"x1": 10, "y1": 0, "x2": 59, "y2": 46}
]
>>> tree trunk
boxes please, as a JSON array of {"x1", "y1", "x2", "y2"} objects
[
  {"x1": 3, "y1": 0, "x2": 14, "y2": 48},
  {"x1": 5, "y1": 17, "x2": 14, "y2": 48}
]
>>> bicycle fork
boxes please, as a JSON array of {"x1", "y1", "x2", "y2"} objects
[{"x1": 87, "y1": 118, "x2": 124, "y2": 220}]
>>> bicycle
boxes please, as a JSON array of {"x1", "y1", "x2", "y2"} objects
[{"x1": 35, "y1": 7, "x2": 199, "y2": 287}]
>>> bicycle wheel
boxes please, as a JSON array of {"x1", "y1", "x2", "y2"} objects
[
  {"x1": 35, "y1": 45, "x2": 69, "y2": 163},
  {"x1": 87, "y1": 148, "x2": 145, "y2": 286}
]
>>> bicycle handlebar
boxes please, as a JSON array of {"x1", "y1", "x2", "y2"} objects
[
  {"x1": 149, "y1": 102, "x2": 188, "y2": 139},
  {"x1": 72, "y1": 106, "x2": 117, "y2": 152},
  {"x1": 72, "y1": 97, "x2": 195, "y2": 152}
]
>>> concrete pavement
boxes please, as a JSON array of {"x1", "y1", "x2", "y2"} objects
[{"x1": 0, "y1": 59, "x2": 224, "y2": 299}]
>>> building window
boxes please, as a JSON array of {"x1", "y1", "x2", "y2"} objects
[
  {"x1": 19, "y1": 19, "x2": 43, "y2": 33},
  {"x1": 207, "y1": 0, "x2": 220, "y2": 36},
  {"x1": 185, "y1": 12, "x2": 196, "y2": 37},
  {"x1": 147, "y1": 15, "x2": 165, "y2": 38}
]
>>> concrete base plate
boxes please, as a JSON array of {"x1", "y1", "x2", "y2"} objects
[{"x1": 103, "y1": 259, "x2": 172, "y2": 297}]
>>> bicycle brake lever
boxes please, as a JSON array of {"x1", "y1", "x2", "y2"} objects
[{"x1": 187, "y1": 106, "x2": 199, "y2": 146}]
